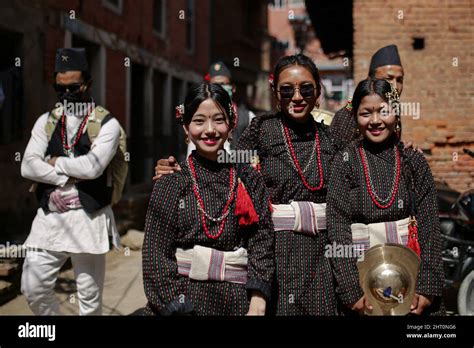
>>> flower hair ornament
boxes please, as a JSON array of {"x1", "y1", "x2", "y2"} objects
[
  {"x1": 345, "y1": 98, "x2": 353, "y2": 111},
  {"x1": 175, "y1": 104, "x2": 185, "y2": 124},
  {"x1": 268, "y1": 73, "x2": 275, "y2": 90},
  {"x1": 204, "y1": 73, "x2": 211, "y2": 82}
]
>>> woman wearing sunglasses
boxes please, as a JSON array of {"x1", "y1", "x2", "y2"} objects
[
  {"x1": 236, "y1": 54, "x2": 345, "y2": 315},
  {"x1": 156, "y1": 54, "x2": 347, "y2": 315}
]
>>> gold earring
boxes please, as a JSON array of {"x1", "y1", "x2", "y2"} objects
[
  {"x1": 185, "y1": 136, "x2": 190, "y2": 144},
  {"x1": 395, "y1": 121, "x2": 401, "y2": 137}
]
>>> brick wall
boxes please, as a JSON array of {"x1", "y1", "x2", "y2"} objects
[
  {"x1": 52, "y1": 0, "x2": 210, "y2": 71},
  {"x1": 353, "y1": 0, "x2": 474, "y2": 192},
  {"x1": 268, "y1": 4, "x2": 307, "y2": 55}
]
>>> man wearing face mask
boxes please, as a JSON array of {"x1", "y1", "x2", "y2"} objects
[
  {"x1": 20, "y1": 48, "x2": 124, "y2": 315},
  {"x1": 331, "y1": 44, "x2": 404, "y2": 144},
  {"x1": 184, "y1": 61, "x2": 256, "y2": 157}
]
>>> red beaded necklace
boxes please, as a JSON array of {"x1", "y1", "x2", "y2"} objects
[
  {"x1": 188, "y1": 154, "x2": 236, "y2": 240},
  {"x1": 281, "y1": 120, "x2": 324, "y2": 191},
  {"x1": 359, "y1": 145, "x2": 401, "y2": 209},
  {"x1": 61, "y1": 112, "x2": 90, "y2": 154}
]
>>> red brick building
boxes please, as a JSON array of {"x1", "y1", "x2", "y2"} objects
[
  {"x1": 268, "y1": 0, "x2": 307, "y2": 55},
  {"x1": 352, "y1": 0, "x2": 473, "y2": 192},
  {"x1": 305, "y1": 0, "x2": 472, "y2": 192},
  {"x1": 268, "y1": 0, "x2": 353, "y2": 111}
]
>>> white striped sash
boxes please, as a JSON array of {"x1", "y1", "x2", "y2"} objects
[
  {"x1": 351, "y1": 217, "x2": 410, "y2": 255},
  {"x1": 175, "y1": 245, "x2": 248, "y2": 284},
  {"x1": 272, "y1": 202, "x2": 326, "y2": 235}
]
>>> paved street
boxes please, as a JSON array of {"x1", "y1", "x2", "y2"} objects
[{"x1": 0, "y1": 245, "x2": 146, "y2": 316}]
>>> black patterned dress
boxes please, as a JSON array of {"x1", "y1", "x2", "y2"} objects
[
  {"x1": 238, "y1": 113, "x2": 342, "y2": 315},
  {"x1": 330, "y1": 104, "x2": 356, "y2": 144},
  {"x1": 142, "y1": 151, "x2": 274, "y2": 316},
  {"x1": 327, "y1": 137, "x2": 445, "y2": 315}
]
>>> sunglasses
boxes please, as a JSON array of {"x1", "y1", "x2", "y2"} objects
[
  {"x1": 53, "y1": 83, "x2": 83, "y2": 94},
  {"x1": 277, "y1": 84, "x2": 316, "y2": 99}
]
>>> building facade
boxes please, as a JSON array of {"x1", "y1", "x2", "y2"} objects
[
  {"x1": 353, "y1": 0, "x2": 473, "y2": 192},
  {"x1": 268, "y1": 0, "x2": 353, "y2": 111},
  {"x1": 0, "y1": 0, "x2": 270, "y2": 239}
]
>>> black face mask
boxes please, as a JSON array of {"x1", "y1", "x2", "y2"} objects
[
  {"x1": 57, "y1": 90, "x2": 85, "y2": 104},
  {"x1": 54, "y1": 83, "x2": 86, "y2": 104}
]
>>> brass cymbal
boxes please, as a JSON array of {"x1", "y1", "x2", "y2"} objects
[{"x1": 357, "y1": 243, "x2": 421, "y2": 316}]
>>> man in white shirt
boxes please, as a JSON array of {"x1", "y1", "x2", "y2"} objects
[{"x1": 20, "y1": 48, "x2": 122, "y2": 315}]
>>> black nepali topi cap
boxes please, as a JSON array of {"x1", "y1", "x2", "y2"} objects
[
  {"x1": 369, "y1": 45, "x2": 402, "y2": 72},
  {"x1": 208, "y1": 61, "x2": 232, "y2": 78},
  {"x1": 55, "y1": 48, "x2": 89, "y2": 73}
]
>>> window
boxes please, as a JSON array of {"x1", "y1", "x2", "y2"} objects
[
  {"x1": 153, "y1": 0, "x2": 166, "y2": 37},
  {"x1": 152, "y1": 70, "x2": 166, "y2": 160},
  {"x1": 185, "y1": 0, "x2": 195, "y2": 53},
  {"x1": 0, "y1": 29, "x2": 24, "y2": 145},
  {"x1": 129, "y1": 62, "x2": 146, "y2": 184},
  {"x1": 272, "y1": 40, "x2": 289, "y2": 51},
  {"x1": 288, "y1": 0, "x2": 305, "y2": 8},
  {"x1": 102, "y1": 0, "x2": 123, "y2": 15},
  {"x1": 269, "y1": 0, "x2": 286, "y2": 9}
]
